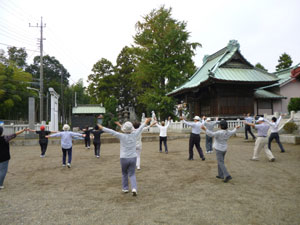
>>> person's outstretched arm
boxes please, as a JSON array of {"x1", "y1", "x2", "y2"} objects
[
  {"x1": 98, "y1": 124, "x2": 122, "y2": 139},
  {"x1": 27, "y1": 128, "x2": 36, "y2": 132},
  {"x1": 180, "y1": 116, "x2": 193, "y2": 127},
  {"x1": 46, "y1": 132, "x2": 62, "y2": 138},
  {"x1": 135, "y1": 118, "x2": 151, "y2": 136},
  {"x1": 227, "y1": 125, "x2": 240, "y2": 135},
  {"x1": 244, "y1": 121, "x2": 255, "y2": 128},
  {"x1": 16, "y1": 128, "x2": 26, "y2": 136},
  {"x1": 201, "y1": 125, "x2": 217, "y2": 137},
  {"x1": 114, "y1": 121, "x2": 122, "y2": 129}
]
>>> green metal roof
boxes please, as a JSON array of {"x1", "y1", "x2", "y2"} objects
[
  {"x1": 168, "y1": 40, "x2": 279, "y2": 96},
  {"x1": 72, "y1": 105, "x2": 106, "y2": 114},
  {"x1": 260, "y1": 63, "x2": 300, "y2": 89},
  {"x1": 254, "y1": 89, "x2": 286, "y2": 99}
]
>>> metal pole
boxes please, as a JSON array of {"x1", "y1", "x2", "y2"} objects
[{"x1": 39, "y1": 17, "x2": 44, "y2": 122}]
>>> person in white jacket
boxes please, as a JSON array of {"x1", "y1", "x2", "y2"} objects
[
  {"x1": 265, "y1": 115, "x2": 285, "y2": 153},
  {"x1": 202, "y1": 120, "x2": 240, "y2": 183},
  {"x1": 153, "y1": 116, "x2": 171, "y2": 154}
]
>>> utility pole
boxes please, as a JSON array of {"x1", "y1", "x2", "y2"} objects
[
  {"x1": 29, "y1": 17, "x2": 46, "y2": 122},
  {"x1": 61, "y1": 66, "x2": 64, "y2": 124}
]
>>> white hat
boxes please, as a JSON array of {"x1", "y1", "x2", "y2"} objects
[
  {"x1": 257, "y1": 117, "x2": 264, "y2": 122},
  {"x1": 63, "y1": 124, "x2": 70, "y2": 131},
  {"x1": 206, "y1": 117, "x2": 211, "y2": 121},
  {"x1": 121, "y1": 121, "x2": 134, "y2": 133},
  {"x1": 193, "y1": 116, "x2": 201, "y2": 121}
]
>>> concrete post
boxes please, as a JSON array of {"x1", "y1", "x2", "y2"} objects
[
  {"x1": 26, "y1": 97, "x2": 37, "y2": 138},
  {"x1": 49, "y1": 88, "x2": 60, "y2": 131}
]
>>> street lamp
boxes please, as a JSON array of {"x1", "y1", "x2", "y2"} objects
[{"x1": 27, "y1": 87, "x2": 40, "y2": 93}]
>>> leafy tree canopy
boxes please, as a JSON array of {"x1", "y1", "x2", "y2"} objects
[
  {"x1": 8, "y1": 46, "x2": 28, "y2": 69},
  {"x1": 255, "y1": 62, "x2": 268, "y2": 71},
  {"x1": 0, "y1": 62, "x2": 32, "y2": 119},
  {"x1": 276, "y1": 52, "x2": 293, "y2": 71},
  {"x1": 87, "y1": 58, "x2": 115, "y2": 104},
  {"x1": 133, "y1": 6, "x2": 200, "y2": 119},
  {"x1": 26, "y1": 55, "x2": 70, "y2": 95}
]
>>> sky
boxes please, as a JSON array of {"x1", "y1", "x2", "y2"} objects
[{"x1": 0, "y1": 0, "x2": 300, "y2": 86}]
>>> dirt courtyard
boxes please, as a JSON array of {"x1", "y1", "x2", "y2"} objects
[{"x1": 1, "y1": 137, "x2": 300, "y2": 225}]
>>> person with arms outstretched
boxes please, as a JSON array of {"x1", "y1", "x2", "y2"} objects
[
  {"x1": 180, "y1": 116, "x2": 205, "y2": 161},
  {"x1": 202, "y1": 120, "x2": 240, "y2": 183},
  {"x1": 28, "y1": 125, "x2": 56, "y2": 157},
  {"x1": 46, "y1": 124, "x2": 85, "y2": 168},
  {"x1": 98, "y1": 118, "x2": 151, "y2": 196},
  {"x1": 0, "y1": 127, "x2": 26, "y2": 189}
]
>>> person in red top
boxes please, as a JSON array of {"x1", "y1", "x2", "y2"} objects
[
  {"x1": 28, "y1": 125, "x2": 56, "y2": 157},
  {"x1": 0, "y1": 126, "x2": 26, "y2": 189}
]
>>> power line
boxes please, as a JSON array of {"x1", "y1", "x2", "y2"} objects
[
  {"x1": 0, "y1": 42, "x2": 40, "y2": 52},
  {"x1": 0, "y1": 24, "x2": 35, "y2": 42},
  {"x1": 0, "y1": 1, "x2": 32, "y2": 24},
  {"x1": 0, "y1": 31, "x2": 36, "y2": 47}
]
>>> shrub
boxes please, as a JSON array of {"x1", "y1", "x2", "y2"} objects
[
  {"x1": 283, "y1": 122, "x2": 298, "y2": 133},
  {"x1": 288, "y1": 98, "x2": 300, "y2": 112}
]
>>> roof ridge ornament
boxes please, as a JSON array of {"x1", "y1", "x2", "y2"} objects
[
  {"x1": 203, "y1": 55, "x2": 210, "y2": 64},
  {"x1": 227, "y1": 40, "x2": 240, "y2": 52}
]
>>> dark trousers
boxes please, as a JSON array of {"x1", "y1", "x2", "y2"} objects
[
  {"x1": 62, "y1": 147, "x2": 72, "y2": 164},
  {"x1": 39, "y1": 142, "x2": 48, "y2": 156},
  {"x1": 189, "y1": 133, "x2": 204, "y2": 159},
  {"x1": 94, "y1": 142, "x2": 101, "y2": 156},
  {"x1": 85, "y1": 138, "x2": 90, "y2": 148},
  {"x1": 268, "y1": 132, "x2": 285, "y2": 152},
  {"x1": 245, "y1": 125, "x2": 256, "y2": 139},
  {"x1": 159, "y1": 136, "x2": 168, "y2": 152}
]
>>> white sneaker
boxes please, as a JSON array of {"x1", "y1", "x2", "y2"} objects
[
  {"x1": 88, "y1": 146, "x2": 90, "y2": 149},
  {"x1": 96, "y1": 155, "x2": 100, "y2": 158},
  {"x1": 137, "y1": 166, "x2": 141, "y2": 170},
  {"x1": 132, "y1": 189, "x2": 137, "y2": 196},
  {"x1": 0, "y1": 186, "x2": 4, "y2": 189},
  {"x1": 67, "y1": 163, "x2": 71, "y2": 168},
  {"x1": 40, "y1": 155, "x2": 45, "y2": 158},
  {"x1": 62, "y1": 164, "x2": 66, "y2": 167},
  {"x1": 122, "y1": 189, "x2": 129, "y2": 193}
]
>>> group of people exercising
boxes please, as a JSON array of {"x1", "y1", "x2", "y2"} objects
[{"x1": 0, "y1": 112, "x2": 286, "y2": 196}]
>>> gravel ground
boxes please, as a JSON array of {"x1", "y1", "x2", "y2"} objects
[{"x1": 0, "y1": 136, "x2": 299, "y2": 225}]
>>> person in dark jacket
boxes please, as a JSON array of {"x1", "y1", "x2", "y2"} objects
[
  {"x1": 91, "y1": 125, "x2": 104, "y2": 158},
  {"x1": 0, "y1": 126, "x2": 26, "y2": 189},
  {"x1": 82, "y1": 126, "x2": 93, "y2": 149},
  {"x1": 28, "y1": 125, "x2": 55, "y2": 157}
]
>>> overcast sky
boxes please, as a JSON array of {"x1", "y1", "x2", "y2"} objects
[{"x1": 0, "y1": 0, "x2": 299, "y2": 85}]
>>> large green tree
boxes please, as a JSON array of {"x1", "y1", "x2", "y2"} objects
[
  {"x1": 133, "y1": 6, "x2": 200, "y2": 119},
  {"x1": 87, "y1": 48, "x2": 139, "y2": 120},
  {"x1": 87, "y1": 58, "x2": 115, "y2": 104},
  {"x1": 64, "y1": 79, "x2": 90, "y2": 122},
  {"x1": 7, "y1": 46, "x2": 28, "y2": 69},
  {"x1": 276, "y1": 53, "x2": 293, "y2": 71},
  {"x1": 26, "y1": 55, "x2": 70, "y2": 122},
  {"x1": 115, "y1": 46, "x2": 139, "y2": 109},
  {"x1": 0, "y1": 62, "x2": 32, "y2": 119}
]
